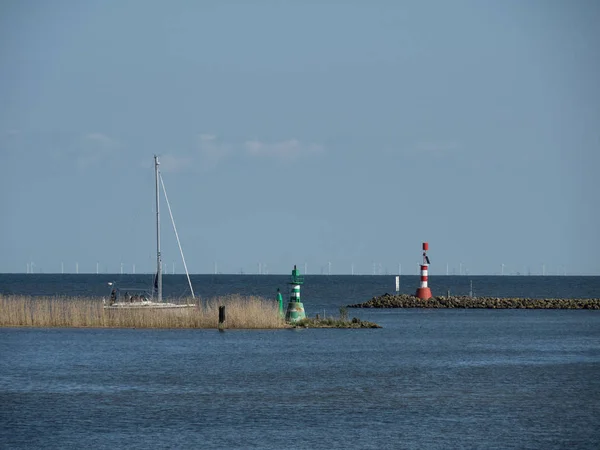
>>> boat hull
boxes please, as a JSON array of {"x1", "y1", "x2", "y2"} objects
[{"x1": 103, "y1": 301, "x2": 195, "y2": 310}]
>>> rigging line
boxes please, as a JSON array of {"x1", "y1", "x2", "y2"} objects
[{"x1": 159, "y1": 174, "x2": 195, "y2": 299}]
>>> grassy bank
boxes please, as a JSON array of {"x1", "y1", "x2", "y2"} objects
[
  {"x1": 349, "y1": 293, "x2": 600, "y2": 309},
  {"x1": 293, "y1": 317, "x2": 381, "y2": 328},
  {"x1": 0, "y1": 294, "x2": 285, "y2": 329},
  {"x1": 291, "y1": 307, "x2": 381, "y2": 328}
]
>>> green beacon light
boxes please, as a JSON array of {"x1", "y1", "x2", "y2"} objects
[{"x1": 285, "y1": 265, "x2": 306, "y2": 323}]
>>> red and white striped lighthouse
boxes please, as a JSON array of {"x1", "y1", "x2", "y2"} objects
[{"x1": 415, "y1": 242, "x2": 432, "y2": 299}]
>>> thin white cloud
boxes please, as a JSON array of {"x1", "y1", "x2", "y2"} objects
[
  {"x1": 158, "y1": 154, "x2": 194, "y2": 173},
  {"x1": 143, "y1": 134, "x2": 325, "y2": 173},
  {"x1": 77, "y1": 132, "x2": 120, "y2": 168},
  {"x1": 85, "y1": 132, "x2": 117, "y2": 147},
  {"x1": 0, "y1": 129, "x2": 21, "y2": 153},
  {"x1": 413, "y1": 141, "x2": 460, "y2": 154},
  {"x1": 244, "y1": 139, "x2": 324, "y2": 161},
  {"x1": 196, "y1": 133, "x2": 231, "y2": 169}
]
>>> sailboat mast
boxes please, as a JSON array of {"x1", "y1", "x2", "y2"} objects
[{"x1": 155, "y1": 155, "x2": 162, "y2": 302}]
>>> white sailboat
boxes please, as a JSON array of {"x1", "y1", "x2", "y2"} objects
[{"x1": 104, "y1": 155, "x2": 196, "y2": 309}]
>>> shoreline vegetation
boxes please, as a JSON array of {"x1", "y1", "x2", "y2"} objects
[
  {"x1": 0, "y1": 294, "x2": 282, "y2": 329},
  {"x1": 348, "y1": 293, "x2": 600, "y2": 309},
  {"x1": 288, "y1": 306, "x2": 381, "y2": 329},
  {"x1": 0, "y1": 295, "x2": 381, "y2": 329},
  {"x1": 292, "y1": 316, "x2": 381, "y2": 329}
]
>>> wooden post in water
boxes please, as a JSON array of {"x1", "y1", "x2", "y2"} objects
[{"x1": 218, "y1": 305, "x2": 226, "y2": 330}]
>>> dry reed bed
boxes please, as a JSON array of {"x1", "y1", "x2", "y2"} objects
[{"x1": 0, "y1": 294, "x2": 286, "y2": 329}]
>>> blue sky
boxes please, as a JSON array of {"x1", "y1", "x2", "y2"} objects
[{"x1": 1, "y1": 0, "x2": 598, "y2": 275}]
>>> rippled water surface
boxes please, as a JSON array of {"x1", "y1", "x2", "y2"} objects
[{"x1": 1, "y1": 275, "x2": 599, "y2": 448}]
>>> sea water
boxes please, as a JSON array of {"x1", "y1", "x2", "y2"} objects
[{"x1": 0, "y1": 275, "x2": 599, "y2": 449}]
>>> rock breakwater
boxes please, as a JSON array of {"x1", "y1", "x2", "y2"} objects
[{"x1": 348, "y1": 293, "x2": 600, "y2": 309}]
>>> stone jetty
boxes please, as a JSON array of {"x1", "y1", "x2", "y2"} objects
[{"x1": 348, "y1": 293, "x2": 600, "y2": 309}]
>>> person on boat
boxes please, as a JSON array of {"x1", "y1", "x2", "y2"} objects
[{"x1": 110, "y1": 289, "x2": 117, "y2": 305}]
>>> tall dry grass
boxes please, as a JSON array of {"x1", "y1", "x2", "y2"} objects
[{"x1": 0, "y1": 294, "x2": 286, "y2": 329}]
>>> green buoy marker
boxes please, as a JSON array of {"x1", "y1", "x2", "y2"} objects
[{"x1": 285, "y1": 265, "x2": 306, "y2": 323}]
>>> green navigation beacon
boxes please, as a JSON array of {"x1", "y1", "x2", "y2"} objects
[{"x1": 285, "y1": 265, "x2": 306, "y2": 323}]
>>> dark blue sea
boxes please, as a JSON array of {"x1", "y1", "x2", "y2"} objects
[{"x1": 1, "y1": 275, "x2": 599, "y2": 449}]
